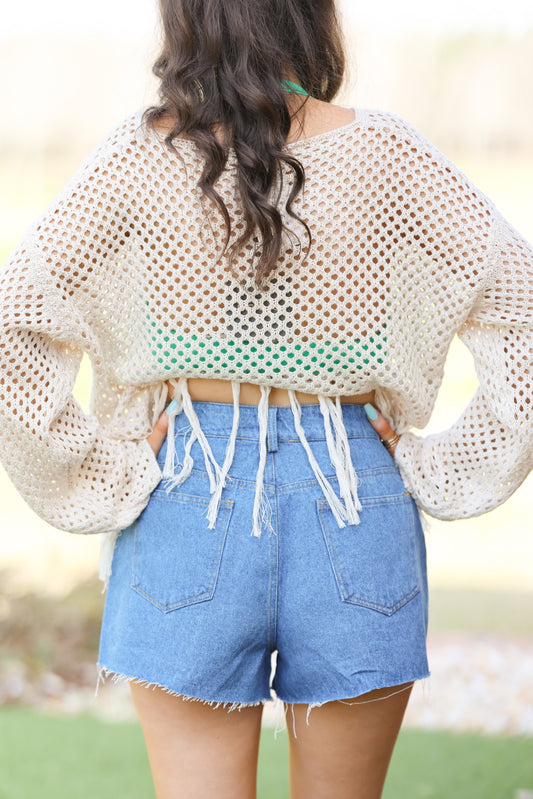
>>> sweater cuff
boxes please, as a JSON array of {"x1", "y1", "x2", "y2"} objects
[
  {"x1": 114, "y1": 436, "x2": 163, "y2": 531},
  {"x1": 394, "y1": 430, "x2": 421, "y2": 499}
]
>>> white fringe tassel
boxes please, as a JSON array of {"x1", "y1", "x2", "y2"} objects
[
  {"x1": 318, "y1": 395, "x2": 362, "y2": 525},
  {"x1": 98, "y1": 529, "x2": 120, "y2": 593},
  {"x1": 418, "y1": 507, "x2": 433, "y2": 536},
  {"x1": 159, "y1": 378, "x2": 243, "y2": 531},
  {"x1": 160, "y1": 377, "x2": 194, "y2": 489},
  {"x1": 153, "y1": 378, "x2": 366, "y2": 541},
  {"x1": 205, "y1": 381, "x2": 240, "y2": 527},
  {"x1": 288, "y1": 390, "x2": 351, "y2": 528}
]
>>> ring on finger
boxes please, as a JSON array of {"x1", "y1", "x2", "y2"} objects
[{"x1": 380, "y1": 433, "x2": 401, "y2": 450}]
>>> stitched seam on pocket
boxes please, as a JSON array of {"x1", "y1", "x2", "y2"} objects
[
  {"x1": 130, "y1": 500, "x2": 233, "y2": 612},
  {"x1": 316, "y1": 467, "x2": 405, "y2": 486},
  {"x1": 360, "y1": 493, "x2": 411, "y2": 508},
  {"x1": 353, "y1": 466, "x2": 403, "y2": 477},
  {"x1": 132, "y1": 583, "x2": 213, "y2": 611},
  {"x1": 149, "y1": 490, "x2": 233, "y2": 509},
  {"x1": 318, "y1": 503, "x2": 350, "y2": 602},
  {"x1": 317, "y1": 497, "x2": 419, "y2": 615},
  {"x1": 318, "y1": 492, "x2": 409, "y2": 508},
  {"x1": 342, "y1": 586, "x2": 420, "y2": 615}
]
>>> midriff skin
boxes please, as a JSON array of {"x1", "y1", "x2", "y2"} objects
[{"x1": 166, "y1": 378, "x2": 375, "y2": 407}]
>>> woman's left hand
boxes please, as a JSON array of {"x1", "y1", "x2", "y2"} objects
[
  {"x1": 363, "y1": 403, "x2": 401, "y2": 460},
  {"x1": 147, "y1": 406, "x2": 171, "y2": 458}
]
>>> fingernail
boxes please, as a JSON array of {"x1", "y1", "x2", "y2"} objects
[
  {"x1": 364, "y1": 402, "x2": 378, "y2": 421},
  {"x1": 166, "y1": 399, "x2": 179, "y2": 416}
]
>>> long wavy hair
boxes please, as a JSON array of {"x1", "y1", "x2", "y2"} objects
[{"x1": 142, "y1": 0, "x2": 346, "y2": 290}]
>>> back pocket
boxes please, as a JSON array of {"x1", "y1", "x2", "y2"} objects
[
  {"x1": 317, "y1": 489, "x2": 419, "y2": 615},
  {"x1": 131, "y1": 491, "x2": 233, "y2": 612}
]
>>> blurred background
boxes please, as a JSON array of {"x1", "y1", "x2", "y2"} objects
[{"x1": 0, "y1": 2, "x2": 532, "y2": 791}]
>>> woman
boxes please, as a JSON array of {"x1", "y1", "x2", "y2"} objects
[{"x1": 0, "y1": 0, "x2": 531, "y2": 796}]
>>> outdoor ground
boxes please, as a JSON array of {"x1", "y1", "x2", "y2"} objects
[{"x1": 0, "y1": 707, "x2": 532, "y2": 799}]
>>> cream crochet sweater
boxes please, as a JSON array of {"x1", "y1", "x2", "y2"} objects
[{"x1": 0, "y1": 107, "x2": 531, "y2": 557}]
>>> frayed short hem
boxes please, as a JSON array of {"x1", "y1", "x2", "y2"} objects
[
  {"x1": 278, "y1": 672, "x2": 432, "y2": 733},
  {"x1": 94, "y1": 664, "x2": 270, "y2": 712}
]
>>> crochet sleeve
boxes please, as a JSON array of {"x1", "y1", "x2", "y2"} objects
[
  {"x1": 394, "y1": 131, "x2": 533, "y2": 519},
  {"x1": 0, "y1": 144, "x2": 163, "y2": 534}
]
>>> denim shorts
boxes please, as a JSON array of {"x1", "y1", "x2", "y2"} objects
[{"x1": 96, "y1": 399, "x2": 430, "y2": 717}]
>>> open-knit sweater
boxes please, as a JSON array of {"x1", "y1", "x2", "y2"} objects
[{"x1": 0, "y1": 106, "x2": 531, "y2": 584}]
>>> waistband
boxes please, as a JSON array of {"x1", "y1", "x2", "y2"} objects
[
  {"x1": 176, "y1": 398, "x2": 370, "y2": 442},
  {"x1": 161, "y1": 378, "x2": 365, "y2": 539}
]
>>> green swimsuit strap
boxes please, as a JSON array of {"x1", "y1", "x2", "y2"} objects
[{"x1": 280, "y1": 79, "x2": 311, "y2": 97}]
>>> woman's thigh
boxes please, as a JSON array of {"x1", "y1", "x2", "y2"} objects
[
  {"x1": 286, "y1": 682, "x2": 414, "y2": 799},
  {"x1": 130, "y1": 682, "x2": 264, "y2": 799}
]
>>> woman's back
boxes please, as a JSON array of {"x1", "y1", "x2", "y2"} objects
[
  {"x1": 0, "y1": 98, "x2": 530, "y2": 538},
  {"x1": 153, "y1": 95, "x2": 367, "y2": 407}
]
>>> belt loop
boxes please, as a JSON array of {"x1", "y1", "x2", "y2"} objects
[
  {"x1": 252, "y1": 385, "x2": 272, "y2": 538},
  {"x1": 266, "y1": 405, "x2": 278, "y2": 452}
]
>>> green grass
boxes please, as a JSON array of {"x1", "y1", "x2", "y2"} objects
[
  {"x1": 0, "y1": 707, "x2": 155, "y2": 799},
  {"x1": 0, "y1": 707, "x2": 531, "y2": 799},
  {"x1": 384, "y1": 730, "x2": 533, "y2": 799}
]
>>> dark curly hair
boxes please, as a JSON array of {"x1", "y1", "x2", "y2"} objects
[{"x1": 142, "y1": 0, "x2": 346, "y2": 290}]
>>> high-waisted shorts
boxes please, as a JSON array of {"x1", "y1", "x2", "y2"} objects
[{"x1": 96, "y1": 400, "x2": 430, "y2": 720}]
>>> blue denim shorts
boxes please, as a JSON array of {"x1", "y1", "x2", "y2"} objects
[{"x1": 96, "y1": 400, "x2": 430, "y2": 716}]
